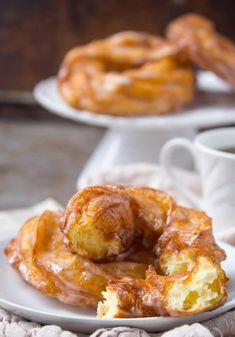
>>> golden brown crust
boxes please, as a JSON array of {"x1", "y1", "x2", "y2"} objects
[
  {"x1": 127, "y1": 187, "x2": 175, "y2": 247},
  {"x1": 58, "y1": 31, "x2": 195, "y2": 116},
  {"x1": 156, "y1": 206, "x2": 226, "y2": 271},
  {"x1": 166, "y1": 13, "x2": 235, "y2": 86}
]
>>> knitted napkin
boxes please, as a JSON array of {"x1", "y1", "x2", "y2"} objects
[{"x1": 1, "y1": 163, "x2": 235, "y2": 337}]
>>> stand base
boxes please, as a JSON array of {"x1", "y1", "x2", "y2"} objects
[{"x1": 77, "y1": 127, "x2": 197, "y2": 189}]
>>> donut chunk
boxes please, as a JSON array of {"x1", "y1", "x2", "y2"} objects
[
  {"x1": 157, "y1": 206, "x2": 226, "y2": 275},
  {"x1": 61, "y1": 186, "x2": 136, "y2": 261},
  {"x1": 166, "y1": 13, "x2": 235, "y2": 86},
  {"x1": 58, "y1": 31, "x2": 195, "y2": 116}
]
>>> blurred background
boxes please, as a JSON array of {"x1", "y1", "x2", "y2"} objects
[
  {"x1": 1, "y1": 0, "x2": 235, "y2": 91},
  {"x1": 0, "y1": 0, "x2": 235, "y2": 209}
]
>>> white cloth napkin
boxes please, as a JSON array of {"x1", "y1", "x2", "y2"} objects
[
  {"x1": 0, "y1": 163, "x2": 235, "y2": 337},
  {"x1": 0, "y1": 198, "x2": 62, "y2": 239},
  {"x1": 78, "y1": 163, "x2": 201, "y2": 207}
]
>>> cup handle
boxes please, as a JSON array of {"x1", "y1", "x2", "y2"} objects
[{"x1": 160, "y1": 138, "x2": 202, "y2": 209}]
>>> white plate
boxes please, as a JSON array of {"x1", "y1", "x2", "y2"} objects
[
  {"x1": 33, "y1": 72, "x2": 235, "y2": 130},
  {"x1": 0, "y1": 238, "x2": 235, "y2": 333}
]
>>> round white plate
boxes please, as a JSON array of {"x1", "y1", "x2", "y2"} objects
[
  {"x1": 0, "y1": 238, "x2": 235, "y2": 333},
  {"x1": 33, "y1": 72, "x2": 235, "y2": 130}
]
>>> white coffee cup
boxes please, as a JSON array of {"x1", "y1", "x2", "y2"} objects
[{"x1": 160, "y1": 127, "x2": 235, "y2": 236}]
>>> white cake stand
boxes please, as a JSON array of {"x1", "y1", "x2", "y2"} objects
[{"x1": 34, "y1": 72, "x2": 235, "y2": 186}]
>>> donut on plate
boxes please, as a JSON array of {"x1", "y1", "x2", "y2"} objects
[
  {"x1": 58, "y1": 32, "x2": 195, "y2": 116},
  {"x1": 5, "y1": 185, "x2": 228, "y2": 317}
]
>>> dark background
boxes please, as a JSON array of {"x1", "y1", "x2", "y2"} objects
[{"x1": 1, "y1": 0, "x2": 235, "y2": 91}]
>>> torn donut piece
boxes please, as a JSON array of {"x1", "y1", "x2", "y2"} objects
[{"x1": 98, "y1": 257, "x2": 228, "y2": 318}]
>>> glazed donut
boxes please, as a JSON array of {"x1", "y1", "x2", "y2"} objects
[
  {"x1": 5, "y1": 185, "x2": 228, "y2": 317},
  {"x1": 58, "y1": 31, "x2": 195, "y2": 116},
  {"x1": 166, "y1": 13, "x2": 235, "y2": 86}
]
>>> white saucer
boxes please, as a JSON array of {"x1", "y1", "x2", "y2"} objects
[{"x1": 0, "y1": 237, "x2": 235, "y2": 333}]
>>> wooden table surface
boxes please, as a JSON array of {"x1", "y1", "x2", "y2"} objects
[{"x1": 0, "y1": 104, "x2": 104, "y2": 210}]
